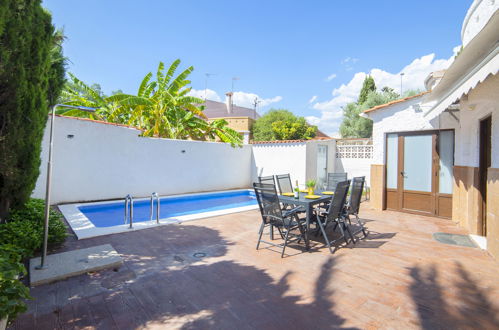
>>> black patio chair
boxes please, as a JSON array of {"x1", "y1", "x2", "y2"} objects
[
  {"x1": 253, "y1": 182, "x2": 308, "y2": 258},
  {"x1": 258, "y1": 175, "x2": 276, "y2": 185},
  {"x1": 326, "y1": 172, "x2": 347, "y2": 191},
  {"x1": 345, "y1": 176, "x2": 368, "y2": 240},
  {"x1": 314, "y1": 180, "x2": 353, "y2": 254},
  {"x1": 275, "y1": 174, "x2": 293, "y2": 194}
]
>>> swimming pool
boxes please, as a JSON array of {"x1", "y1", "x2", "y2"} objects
[{"x1": 59, "y1": 189, "x2": 259, "y2": 239}]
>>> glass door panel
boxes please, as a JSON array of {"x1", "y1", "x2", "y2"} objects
[
  {"x1": 438, "y1": 131, "x2": 454, "y2": 194},
  {"x1": 403, "y1": 135, "x2": 432, "y2": 192},
  {"x1": 386, "y1": 134, "x2": 398, "y2": 189},
  {"x1": 316, "y1": 145, "x2": 328, "y2": 188}
]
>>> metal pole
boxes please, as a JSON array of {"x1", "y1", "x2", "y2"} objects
[
  {"x1": 36, "y1": 105, "x2": 57, "y2": 269},
  {"x1": 35, "y1": 104, "x2": 97, "y2": 270}
]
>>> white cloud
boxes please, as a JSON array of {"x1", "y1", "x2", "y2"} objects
[
  {"x1": 229, "y1": 91, "x2": 282, "y2": 109},
  {"x1": 187, "y1": 88, "x2": 221, "y2": 102},
  {"x1": 325, "y1": 73, "x2": 337, "y2": 81},
  {"x1": 341, "y1": 57, "x2": 360, "y2": 71},
  {"x1": 308, "y1": 51, "x2": 457, "y2": 136},
  {"x1": 308, "y1": 95, "x2": 318, "y2": 103}
]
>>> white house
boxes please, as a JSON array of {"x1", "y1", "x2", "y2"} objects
[{"x1": 362, "y1": 0, "x2": 499, "y2": 259}]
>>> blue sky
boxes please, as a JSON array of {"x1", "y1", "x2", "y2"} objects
[{"x1": 43, "y1": 0, "x2": 471, "y2": 136}]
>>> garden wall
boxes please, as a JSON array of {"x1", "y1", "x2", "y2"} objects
[{"x1": 32, "y1": 116, "x2": 254, "y2": 204}]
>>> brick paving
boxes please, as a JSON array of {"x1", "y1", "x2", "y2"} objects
[{"x1": 9, "y1": 202, "x2": 499, "y2": 329}]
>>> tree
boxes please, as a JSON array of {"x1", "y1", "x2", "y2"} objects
[
  {"x1": 340, "y1": 83, "x2": 400, "y2": 138},
  {"x1": 252, "y1": 109, "x2": 317, "y2": 141},
  {"x1": 60, "y1": 60, "x2": 243, "y2": 147},
  {"x1": 358, "y1": 75, "x2": 376, "y2": 104},
  {"x1": 0, "y1": 0, "x2": 65, "y2": 221}
]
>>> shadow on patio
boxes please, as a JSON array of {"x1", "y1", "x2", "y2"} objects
[{"x1": 409, "y1": 261, "x2": 499, "y2": 329}]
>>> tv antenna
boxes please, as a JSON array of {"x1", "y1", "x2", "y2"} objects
[
  {"x1": 253, "y1": 97, "x2": 261, "y2": 119},
  {"x1": 204, "y1": 73, "x2": 217, "y2": 100},
  {"x1": 231, "y1": 77, "x2": 240, "y2": 92}
]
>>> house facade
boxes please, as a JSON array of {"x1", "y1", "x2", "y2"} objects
[
  {"x1": 363, "y1": 1, "x2": 499, "y2": 259},
  {"x1": 203, "y1": 92, "x2": 259, "y2": 144}
]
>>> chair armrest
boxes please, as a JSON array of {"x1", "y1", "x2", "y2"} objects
[{"x1": 283, "y1": 206, "x2": 305, "y2": 218}]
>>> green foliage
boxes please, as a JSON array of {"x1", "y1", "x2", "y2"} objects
[
  {"x1": 0, "y1": 245, "x2": 33, "y2": 320},
  {"x1": 0, "y1": 199, "x2": 67, "y2": 259},
  {"x1": 59, "y1": 60, "x2": 243, "y2": 147},
  {"x1": 0, "y1": 0, "x2": 65, "y2": 220},
  {"x1": 0, "y1": 245, "x2": 32, "y2": 321},
  {"x1": 358, "y1": 75, "x2": 376, "y2": 104},
  {"x1": 252, "y1": 109, "x2": 317, "y2": 141},
  {"x1": 305, "y1": 180, "x2": 317, "y2": 188},
  {"x1": 340, "y1": 80, "x2": 400, "y2": 138}
]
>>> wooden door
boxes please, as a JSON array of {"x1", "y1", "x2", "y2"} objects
[
  {"x1": 385, "y1": 130, "x2": 454, "y2": 218},
  {"x1": 399, "y1": 133, "x2": 436, "y2": 214}
]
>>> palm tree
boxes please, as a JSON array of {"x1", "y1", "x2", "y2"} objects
[{"x1": 59, "y1": 60, "x2": 243, "y2": 147}]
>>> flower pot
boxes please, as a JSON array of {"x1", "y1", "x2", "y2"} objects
[{"x1": 308, "y1": 187, "x2": 314, "y2": 195}]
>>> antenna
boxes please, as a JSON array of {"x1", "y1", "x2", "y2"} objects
[
  {"x1": 253, "y1": 97, "x2": 261, "y2": 119},
  {"x1": 231, "y1": 77, "x2": 240, "y2": 93},
  {"x1": 204, "y1": 73, "x2": 217, "y2": 100}
]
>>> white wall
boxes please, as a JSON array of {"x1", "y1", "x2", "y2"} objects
[
  {"x1": 251, "y1": 142, "x2": 307, "y2": 186},
  {"x1": 367, "y1": 73, "x2": 499, "y2": 168},
  {"x1": 33, "y1": 116, "x2": 254, "y2": 204},
  {"x1": 305, "y1": 140, "x2": 337, "y2": 184},
  {"x1": 461, "y1": 0, "x2": 499, "y2": 47},
  {"x1": 335, "y1": 158, "x2": 372, "y2": 187},
  {"x1": 456, "y1": 73, "x2": 499, "y2": 168},
  {"x1": 368, "y1": 96, "x2": 458, "y2": 165}
]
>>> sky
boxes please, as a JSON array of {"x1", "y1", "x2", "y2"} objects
[{"x1": 43, "y1": 0, "x2": 471, "y2": 136}]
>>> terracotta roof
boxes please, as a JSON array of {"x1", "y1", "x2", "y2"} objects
[
  {"x1": 202, "y1": 100, "x2": 260, "y2": 119},
  {"x1": 54, "y1": 115, "x2": 143, "y2": 131},
  {"x1": 362, "y1": 91, "x2": 430, "y2": 114},
  {"x1": 251, "y1": 137, "x2": 333, "y2": 144}
]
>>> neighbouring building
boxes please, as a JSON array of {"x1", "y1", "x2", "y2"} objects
[
  {"x1": 362, "y1": 1, "x2": 499, "y2": 259},
  {"x1": 203, "y1": 92, "x2": 259, "y2": 144}
]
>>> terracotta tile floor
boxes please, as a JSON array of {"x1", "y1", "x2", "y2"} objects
[{"x1": 10, "y1": 203, "x2": 499, "y2": 329}]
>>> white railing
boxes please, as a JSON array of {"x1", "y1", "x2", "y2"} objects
[{"x1": 336, "y1": 145, "x2": 373, "y2": 159}]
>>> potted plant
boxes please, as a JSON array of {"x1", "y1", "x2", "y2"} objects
[
  {"x1": 305, "y1": 180, "x2": 316, "y2": 195},
  {"x1": 0, "y1": 245, "x2": 31, "y2": 329}
]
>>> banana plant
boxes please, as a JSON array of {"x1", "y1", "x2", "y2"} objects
[{"x1": 59, "y1": 59, "x2": 243, "y2": 147}]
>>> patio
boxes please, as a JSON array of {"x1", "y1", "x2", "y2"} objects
[{"x1": 10, "y1": 203, "x2": 499, "y2": 329}]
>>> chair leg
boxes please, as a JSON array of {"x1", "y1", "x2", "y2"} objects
[
  {"x1": 337, "y1": 221, "x2": 349, "y2": 245},
  {"x1": 297, "y1": 222, "x2": 309, "y2": 250},
  {"x1": 256, "y1": 222, "x2": 265, "y2": 250},
  {"x1": 344, "y1": 222, "x2": 356, "y2": 243},
  {"x1": 317, "y1": 218, "x2": 335, "y2": 254},
  {"x1": 270, "y1": 224, "x2": 274, "y2": 240},
  {"x1": 356, "y1": 214, "x2": 368, "y2": 237},
  {"x1": 281, "y1": 230, "x2": 290, "y2": 258}
]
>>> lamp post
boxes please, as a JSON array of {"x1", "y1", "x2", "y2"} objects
[
  {"x1": 400, "y1": 73, "x2": 405, "y2": 96},
  {"x1": 36, "y1": 104, "x2": 97, "y2": 270}
]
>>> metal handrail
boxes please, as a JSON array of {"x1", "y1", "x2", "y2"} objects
[
  {"x1": 150, "y1": 192, "x2": 160, "y2": 224},
  {"x1": 124, "y1": 194, "x2": 134, "y2": 229}
]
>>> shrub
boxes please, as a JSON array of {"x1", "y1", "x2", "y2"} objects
[
  {"x1": 0, "y1": 245, "x2": 32, "y2": 322},
  {"x1": 0, "y1": 198, "x2": 67, "y2": 258},
  {"x1": 0, "y1": 0, "x2": 65, "y2": 221}
]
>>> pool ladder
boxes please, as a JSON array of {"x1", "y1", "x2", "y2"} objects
[
  {"x1": 124, "y1": 194, "x2": 134, "y2": 229},
  {"x1": 150, "y1": 192, "x2": 160, "y2": 224}
]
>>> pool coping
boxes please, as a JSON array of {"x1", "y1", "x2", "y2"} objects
[{"x1": 59, "y1": 189, "x2": 259, "y2": 240}]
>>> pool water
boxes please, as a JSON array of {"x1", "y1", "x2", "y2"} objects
[{"x1": 79, "y1": 190, "x2": 257, "y2": 228}]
